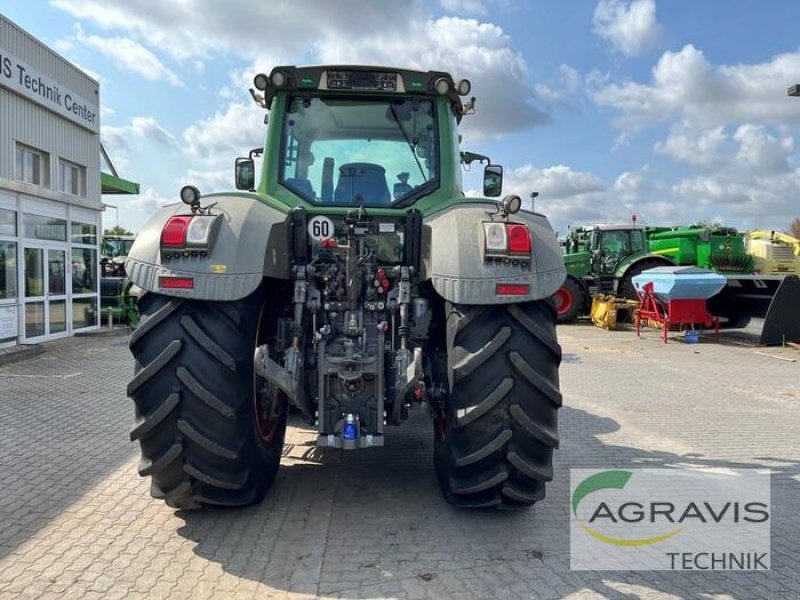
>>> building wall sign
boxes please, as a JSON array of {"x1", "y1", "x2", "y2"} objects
[{"x1": 0, "y1": 47, "x2": 99, "y2": 133}]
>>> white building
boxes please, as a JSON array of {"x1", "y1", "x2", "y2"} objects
[{"x1": 1, "y1": 15, "x2": 137, "y2": 347}]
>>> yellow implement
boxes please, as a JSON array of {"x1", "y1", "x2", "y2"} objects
[
  {"x1": 746, "y1": 231, "x2": 800, "y2": 274},
  {"x1": 590, "y1": 294, "x2": 640, "y2": 330}
]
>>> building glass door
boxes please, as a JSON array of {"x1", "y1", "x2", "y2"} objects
[{"x1": 23, "y1": 245, "x2": 68, "y2": 340}]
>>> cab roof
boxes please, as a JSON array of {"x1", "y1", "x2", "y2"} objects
[{"x1": 253, "y1": 65, "x2": 468, "y2": 119}]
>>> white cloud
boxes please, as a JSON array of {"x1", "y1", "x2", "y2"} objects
[
  {"x1": 74, "y1": 27, "x2": 182, "y2": 86},
  {"x1": 501, "y1": 164, "x2": 620, "y2": 231},
  {"x1": 654, "y1": 122, "x2": 728, "y2": 168},
  {"x1": 51, "y1": 2, "x2": 546, "y2": 140},
  {"x1": 592, "y1": 0, "x2": 662, "y2": 57},
  {"x1": 559, "y1": 64, "x2": 582, "y2": 94},
  {"x1": 535, "y1": 84, "x2": 564, "y2": 103},
  {"x1": 52, "y1": 0, "x2": 424, "y2": 62},
  {"x1": 535, "y1": 65, "x2": 584, "y2": 107},
  {"x1": 441, "y1": 0, "x2": 486, "y2": 15},
  {"x1": 107, "y1": 187, "x2": 174, "y2": 233},
  {"x1": 182, "y1": 102, "x2": 265, "y2": 165},
  {"x1": 663, "y1": 124, "x2": 799, "y2": 228},
  {"x1": 732, "y1": 124, "x2": 793, "y2": 174},
  {"x1": 103, "y1": 116, "x2": 179, "y2": 151},
  {"x1": 501, "y1": 154, "x2": 800, "y2": 234},
  {"x1": 593, "y1": 44, "x2": 800, "y2": 134},
  {"x1": 654, "y1": 122, "x2": 793, "y2": 174},
  {"x1": 505, "y1": 164, "x2": 606, "y2": 199},
  {"x1": 179, "y1": 169, "x2": 231, "y2": 193},
  {"x1": 317, "y1": 16, "x2": 548, "y2": 140},
  {"x1": 672, "y1": 170, "x2": 800, "y2": 227},
  {"x1": 613, "y1": 168, "x2": 647, "y2": 201},
  {"x1": 101, "y1": 115, "x2": 179, "y2": 175}
]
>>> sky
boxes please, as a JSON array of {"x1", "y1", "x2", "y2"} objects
[{"x1": 3, "y1": 0, "x2": 800, "y2": 236}]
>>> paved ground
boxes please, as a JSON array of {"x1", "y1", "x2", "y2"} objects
[{"x1": 0, "y1": 323, "x2": 798, "y2": 599}]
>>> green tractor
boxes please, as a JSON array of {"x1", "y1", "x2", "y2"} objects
[
  {"x1": 100, "y1": 234, "x2": 139, "y2": 326},
  {"x1": 555, "y1": 224, "x2": 800, "y2": 343},
  {"x1": 554, "y1": 224, "x2": 672, "y2": 322},
  {"x1": 125, "y1": 66, "x2": 566, "y2": 510}
]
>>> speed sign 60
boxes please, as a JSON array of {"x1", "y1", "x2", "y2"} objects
[{"x1": 307, "y1": 215, "x2": 335, "y2": 240}]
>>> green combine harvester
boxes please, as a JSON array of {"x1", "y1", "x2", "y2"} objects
[{"x1": 554, "y1": 223, "x2": 800, "y2": 344}]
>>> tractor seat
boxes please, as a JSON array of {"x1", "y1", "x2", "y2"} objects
[
  {"x1": 284, "y1": 177, "x2": 315, "y2": 200},
  {"x1": 333, "y1": 163, "x2": 391, "y2": 204}
]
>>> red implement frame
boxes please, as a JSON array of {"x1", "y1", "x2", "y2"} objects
[{"x1": 635, "y1": 282, "x2": 720, "y2": 343}]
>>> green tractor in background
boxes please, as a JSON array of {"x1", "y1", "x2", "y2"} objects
[
  {"x1": 554, "y1": 224, "x2": 673, "y2": 323},
  {"x1": 100, "y1": 234, "x2": 138, "y2": 326},
  {"x1": 555, "y1": 223, "x2": 800, "y2": 344},
  {"x1": 124, "y1": 66, "x2": 566, "y2": 510}
]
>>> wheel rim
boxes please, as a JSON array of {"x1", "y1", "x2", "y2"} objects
[
  {"x1": 554, "y1": 287, "x2": 574, "y2": 315},
  {"x1": 254, "y1": 387, "x2": 279, "y2": 442},
  {"x1": 252, "y1": 303, "x2": 280, "y2": 443}
]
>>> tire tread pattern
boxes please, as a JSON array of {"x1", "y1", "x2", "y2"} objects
[
  {"x1": 128, "y1": 290, "x2": 286, "y2": 509},
  {"x1": 435, "y1": 300, "x2": 561, "y2": 510}
]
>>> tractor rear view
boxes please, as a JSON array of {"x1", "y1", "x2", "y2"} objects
[{"x1": 124, "y1": 66, "x2": 566, "y2": 510}]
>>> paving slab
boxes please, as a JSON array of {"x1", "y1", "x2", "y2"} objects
[{"x1": 0, "y1": 323, "x2": 797, "y2": 599}]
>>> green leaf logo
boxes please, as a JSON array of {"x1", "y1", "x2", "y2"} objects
[
  {"x1": 572, "y1": 470, "x2": 682, "y2": 547},
  {"x1": 572, "y1": 470, "x2": 632, "y2": 516}
]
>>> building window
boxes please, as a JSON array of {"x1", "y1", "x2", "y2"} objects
[
  {"x1": 71, "y1": 220, "x2": 97, "y2": 245},
  {"x1": 0, "y1": 208, "x2": 16, "y2": 237},
  {"x1": 59, "y1": 159, "x2": 86, "y2": 197},
  {"x1": 70, "y1": 214, "x2": 99, "y2": 330},
  {"x1": 15, "y1": 144, "x2": 50, "y2": 187},
  {"x1": 72, "y1": 297, "x2": 98, "y2": 329},
  {"x1": 71, "y1": 247, "x2": 97, "y2": 295},
  {"x1": 0, "y1": 242, "x2": 17, "y2": 300},
  {"x1": 23, "y1": 213, "x2": 67, "y2": 242}
]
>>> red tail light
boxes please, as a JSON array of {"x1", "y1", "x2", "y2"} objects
[
  {"x1": 496, "y1": 283, "x2": 529, "y2": 296},
  {"x1": 161, "y1": 216, "x2": 193, "y2": 247},
  {"x1": 506, "y1": 223, "x2": 531, "y2": 255},
  {"x1": 159, "y1": 276, "x2": 194, "y2": 289}
]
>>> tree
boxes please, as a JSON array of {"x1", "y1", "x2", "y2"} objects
[
  {"x1": 104, "y1": 225, "x2": 134, "y2": 236},
  {"x1": 790, "y1": 218, "x2": 800, "y2": 239}
]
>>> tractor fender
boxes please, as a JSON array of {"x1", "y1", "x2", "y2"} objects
[
  {"x1": 616, "y1": 253, "x2": 674, "y2": 279},
  {"x1": 422, "y1": 201, "x2": 566, "y2": 304},
  {"x1": 126, "y1": 194, "x2": 290, "y2": 300}
]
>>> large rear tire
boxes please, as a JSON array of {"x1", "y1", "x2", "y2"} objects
[
  {"x1": 434, "y1": 301, "x2": 562, "y2": 509},
  {"x1": 127, "y1": 288, "x2": 287, "y2": 509}
]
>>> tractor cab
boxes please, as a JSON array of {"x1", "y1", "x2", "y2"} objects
[
  {"x1": 589, "y1": 225, "x2": 647, "y2": 274},
  {"x1": 234, "y1": 66, "x2": 501, "y2": 210}
]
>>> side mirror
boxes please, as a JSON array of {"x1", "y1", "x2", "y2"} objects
[
  {"x1": 235, "y1": 157, "x2": 255, "y2": 191},
  {"x1": 483, "y1": 164, "x2": 503, "y2": 197}
]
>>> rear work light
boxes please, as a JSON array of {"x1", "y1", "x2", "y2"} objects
[
  {"x1": 161, "y1": 214, "x2": 221, "y2": 250},
  {"x1": 483, "y1": 222, "x2": 532, "y2": 257}
]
